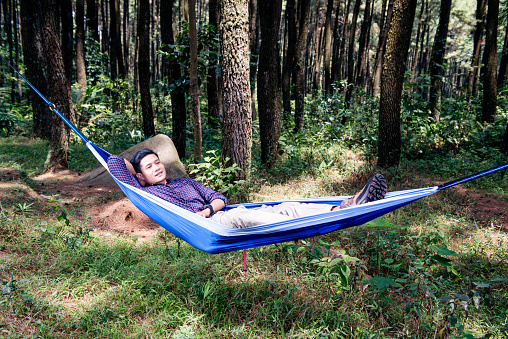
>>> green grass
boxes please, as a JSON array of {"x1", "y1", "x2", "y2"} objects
[{"x1": 1, "y1": 136, "x2": 508, "y2": 338}]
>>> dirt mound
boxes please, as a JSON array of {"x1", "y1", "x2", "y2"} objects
[{"x1": 88, "y1": 197, "x2": 161, "y2": 241}]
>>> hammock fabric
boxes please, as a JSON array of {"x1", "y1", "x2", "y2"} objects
[{"x1": 3, "y1": 55, "x2": 508, "y2": 253}]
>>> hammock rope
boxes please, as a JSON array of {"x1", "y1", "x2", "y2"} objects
[{"x1": 2, "y1": 54, "x2": 508, "y2": 254}]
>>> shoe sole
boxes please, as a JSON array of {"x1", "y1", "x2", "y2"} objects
[{"x1": 355, "y1": 173, "x2": 387, "y2": 205}]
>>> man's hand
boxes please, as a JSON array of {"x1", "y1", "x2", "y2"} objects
[{"x1": 196, "y1": 209, "x2": 211, "y2": 218}]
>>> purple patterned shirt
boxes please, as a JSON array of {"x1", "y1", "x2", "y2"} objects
[{"x1": 107, "y1": 155, "x2": 227, "y2": 214}]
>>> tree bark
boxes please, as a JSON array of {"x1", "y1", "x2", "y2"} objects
[
  {"x1": 87, "y1": 0, "x2": 99, "y2": 41},
  {"x1": 410, "y1": 0, "x2": 425, "y2": 76},
  {"x1": 161, "y1": 0, "x2": 187, "y2": 158},
  {"x1": 480, "y1": 0, "x2": 498, "y2": 123},
  {"x1": 355, "y1": 0, "x2": 372, "y2": 89},
  {"x1": 428, "y1": 0, "x2": 452, "y2": 122},
  {"x1": 110, "y1": 0, "x2": 125, "y2": 79},
  {"x1": 40, "y1": 0, "x2": 74, "y2": 172},
  {"x1": 60, "y1": 0, "x2": 73, "y2": 83},
  {"x1": 377, "y1": 0, "x2": 417, "y2": 168},
  {"x1": 293, "y1": 0, "x2": 311, "y2": 132},
  {"x1": 3, "y1": 0, "x2": 15, "y2": 102},
  {"x1": 467, "y1": 0, "x2": 486, "y2": 96},
  {"x1": 330, "y1": 0, "x2": 342, "y2": 88},
  {"x1": 337, "y1": 0, "x2": 352, "y2": 81},
  {"x1": 123, "y1": 0, "x2": 131, "y2": 76},
  {"x1": 248, "y1": 0, "x2": 259, "y2": 121},
  {"x1": 372, "y1": 0, "x2": 394, "y2": 97},
  {"x1": 20, "y1": 0, "x2": 52, "y2": 139},
  {"x1": 344, "y1": 0, "x2": 361, "y2": 106},
  {"x1": 189, "y1": 0, "x2": 201, "y2": 162},
  {"x1": 207, "y1": 0, "x2": 221, "y2": 128},
  {"x1": 257, "y1": 0, "x2": 282, "y2": 166},
  {"x1": 76, "y1": 0, "x2": 87, "y2": 100},
  {"x1": 282, "y1": 0, "x2": 296, "y2": 119},
  {"x1": 323, "y1": 0, "x2": 334, "y2": 95},
  {"x1": 138, "y1": 0, "x2": 155, "y2": 137},
  {"x1": 220, "y1": 0, "x2": 252, "y2": 181},
  {"x1": 497, "y1": 20, "x2": 508, "y2": 87}
]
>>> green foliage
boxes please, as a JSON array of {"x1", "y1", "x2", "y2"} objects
[{"x1": 188, "y1": 150, "x2": 245, "y2": 197}]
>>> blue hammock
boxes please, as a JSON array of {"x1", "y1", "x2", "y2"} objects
[{"x1": 3, "y1": 55, "x2": 508, "y2": 253}]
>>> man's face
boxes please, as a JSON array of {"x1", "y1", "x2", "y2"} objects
[{"x1": 136, "y1": 154, "x2": 167, "y2": 185}]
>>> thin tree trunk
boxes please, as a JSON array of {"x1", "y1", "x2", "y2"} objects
[
  {"x1": 123, "y1": 0, "x2": 130, "y2": 76},
  {"x1": 60, "y1": 0, "x2": 73, "y2": 83},
  {"x1": 330, "y1": 0, "x2": 342, "y2": 88},
  {"x1": 355, "y1": 0, "x2": 372, "y2": 89},
  {"x1": 337, "y1": 0, "x2": 351, "y2": 80},
  {"x1": 467, "y1": 0, "x2": 487, "y2": 96},
  {"x1": 323, "y1": 0, "x2": 334, "y2": 95},
  {"x1": 480, "y1": 0, "x2": 498, "y2": 123},
  {"x1": 411, "y1": 0, "x2": 425, "y2": 76},
  {"x1": 110, "y1": 0, "x2": 125, "y2": 79},
  {"x1": 207, "y1": 0, "x2": 221, "y2": 128},
  {"x1": 220, "y1": 0, "x2": 252, "y2": 181},
  {"x1": 282, "y1": 0, "x2": 296, "y2": 119},
  {"x1": 249, "y1": 0, "x2": 259, "y2": 121},
  {"x1": 428, "y1": 0, "x2": 452, "y2": 122},
  {"x1": 76, "y1": 0, "x2": 87, "y2": 105},
  {"x1": 497, "y1": 20, "x2": 508, "y2": 87},
  {"x1": 21, "y1": 0, "x2": 52, "y2": 139},
  {"x1": 189, "y1": 0, "x2": 201, "y2": 162},
  {"x1": 40, "y1": 0, "x2": 74, "y2": 172},
  {"x1": 293, "y1": 0, "x2": 311, "y2": 132},
  {"x1": 138, "y1": 0, "x2": 155, "y2": 137},
  {"x1": 377, "y1": 0, "x2": 417, "y2": 168},
  {"x1": 344, "y1": 0, "x2": 361, "y2": 106},
  {"x1": 87, "y1": 0, "x2": 99, "y2": 41},
  {"x1": 372, "y1": 0, "x2": 394, "y2": 97},
  {"x1": 312, "y1": 2, "x2": 324, "y2": 91},
  {"x1": 13, "y1": 0, "x2": 21, "y2": 102},
  {"x1": 257, "y1": 0, "x2": 282, "y2": 166},
  {"x1": 3, "y1": 0, "x2": 14, "y2": 102},
  {"x1": 161, "y1": 0, "x2": 187, "y2": 158},
  {"x1": 180, "y1": 0, "x2": 188, "y2": 21}
]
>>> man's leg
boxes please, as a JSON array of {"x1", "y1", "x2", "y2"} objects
[{"x1": 210, "y1": 202, "x2": 336, "y2": 228}]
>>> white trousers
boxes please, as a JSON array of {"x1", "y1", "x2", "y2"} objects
[{"x1": 210, "y1": 202, "x2": 336, "y2": 228}]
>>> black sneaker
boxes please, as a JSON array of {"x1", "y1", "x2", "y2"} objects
[{"x1": 339, "y1": 174, "x2": 387, "y2": 209}]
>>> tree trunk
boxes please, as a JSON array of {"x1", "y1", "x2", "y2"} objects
[
  {"x1": 180, "y1": 0, "x2": 189, "y2": 21},
  {"x1": 13, "y1": 0, "x2": 22, "y2": 102},
  {"x1": 188, "y1": 0, "x2": 201, "y2": 162},
  {"x1": 372, "y1": 0, "x2": 394, "y2": 97},
  {"x1": 138, "y1": 0, "x2": 155, "y2": 137},
  {"x1": 207, "y1": 0, "x2": 221, "y2": 128},
  {"x1": 282, "y1": 0, "x2": 296, "y2": 119},
  {"x1": 220, "y1": 0, "x2": 252, "y2": 181},
  {"x1": 411, "y1": 0, "x2": 425, "y2": 76},
  {"x1": 257, "y1": 0, "x2": 282, "y2": 166},
  {"x1": 248, "y1": 0, "x2": 259, "y2": 121},
  {"x1": 502, "y1": 123, "x2": 508, "y2": 154},
  {"x1": 355, "y1": 0, "x2": 372, "y2": 89},
  {"x1": 3, "y1": 0, "x2": 15, "y2": 102},
  {"x1": 20, "y1": 0, "x2": 52, "y2": 139},
  {"x1": 311, "y1": 2, "x2": 324, "y2": 91},
  {"x1": 323, "y1": 0, "x2": 334, "y2": 95},
  {"x1": 60, "y1": 0, "x2": 73, "y2": 83},
  {"x1": 161, "y1": 0, "x2": 187, "y2": 158},
  {"x1": 377, "y1": 0, "x2": 417, "y2": 168},
  {"x1": 87, "y1": 0, "x2": 99, "y2": 41},
  {"x1": 344, "y1": 0, "x2": 361, "y2": 106},
  {"x1": 110, "y1": 0, "x2": 125, "y2": 79},
  {"x1": 467, "y1": 0, "x2": 486, "y2": 96},
  {"x1": 76, "y1": 0, "x2": 87, "y2": 102},
  {"x1": 40, "y1": 0, "x2": 74, "y2": 172},
  {"x1": 497, "y1": 20, "x2": 508, "y2": 87},
  {"x1": 337, "y1": 0, "x2": 352, "y2": 81},
  {"x1": 330, "y1": 0, "x2": 342, "y2": 88},
  {"x1": 480, "y1": 0, "x2": 498, "y2": 123},
  {"x1": 428, "y1": 0, "x2": 452, "y2": 122},
  {"x1": 293, "y1": 0, "x2": 311, "y2": 132},
  {"x1": 123, "y1": 0, "x2": 130, "y2": 76}
]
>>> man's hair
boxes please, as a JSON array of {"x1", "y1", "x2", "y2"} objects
[{"x1": 130, "y1": 148, "x2": 159, "y2": 173}]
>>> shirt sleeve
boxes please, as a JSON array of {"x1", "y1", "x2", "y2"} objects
[
  {"x1": 106, "y1": 155, "x2": 143, "y2": 189},
  {"x1": 186, "y1": 177, "x2": 228, "y2": 207}
]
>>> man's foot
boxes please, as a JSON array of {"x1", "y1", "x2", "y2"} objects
[{"x1": 339, "y1": 174, "x2": 387, "y2": 209}]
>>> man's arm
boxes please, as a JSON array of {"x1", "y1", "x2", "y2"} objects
[
  {"x1": 107, "y1": 155, "x2": 144, "y2": 188},
  {"x1": 195, "y1": 198, "x2": 225, "y2": 218}
]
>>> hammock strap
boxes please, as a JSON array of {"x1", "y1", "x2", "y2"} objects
[
  {"x1": 437, "y1": 162, "x2": 508, "y2": 191},
  {"x1": 0, "y1": 53, "x2": 89, "y2": 144}
]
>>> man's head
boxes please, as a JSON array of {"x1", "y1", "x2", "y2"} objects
[{"x1": 130, "y1": 148, "x2": 167, "y2": 185}]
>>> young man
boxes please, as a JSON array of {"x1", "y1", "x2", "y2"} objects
[{"x1": 107, "y1": 149, "x2": 387, "y2": 228}]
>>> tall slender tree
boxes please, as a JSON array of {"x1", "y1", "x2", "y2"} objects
[
  {"x1": 76, "y1": 0, "x2": 87, "y2": 101},
  {"x1": 87, "y1": 0, "x2": 99, "y2": 41},
  {"x1": 377, "y1": 0, "x2": 417, "y2": 168},
  {"x1": 497, "y1": 19, "x2": 508, "y2": 87},
  {"x1": 189, "y1": 0, "x2": 201, "y2": 162},
  {"x1": 257, "y1": 0, "x2": 282, "y2": 166},
  {"x1": 428, "y1": 0, "x2": 452, "y2": 121},
  {"x1": 110, "y1": 0, "x2": 125, "y2": 79},
  {"x1": 372, "y1": 0, "x2": 394, "y2": 96},
  {"x1": 40, "y1": 0, "x2": 75, "y2": 172},
  {"x1": 355, "y1": 0, "x2": 372, "y2": 89},
  {"x1": 207, "y1": 0, "x2": 221, "y2": 128},
  {"x1": 20, "y1": 0, "x2": 52, "y2": 139},
  {"x1": 282, "y1": 0, "x2": 296, "y2": 119},
  {"x1": 480, "y1": 0, "x2": 498, "y2": 123},
  {"x1": 344, "y1": 0, "x2": 361, "y2": 106},
  {"x1": 293, "y1": 0, "x2": 311, "y2": 132},
  {"x1": 220, "y1": 0, "x2": 252, "y2": 180},
  {"x1": 323, "y1": 0, "x2": 334, "y2": 95},
  {"x1": 467, "y1": 0, "x2": 486, "y2": 96},
  {"x1": 60, "y1": 0, "x2": 73, "y2": 83},
  {"x1": 161, "y1": 0, "x2": 187, "y2": 158},
  {"x1": 138, "y1": 0, "x2": 155, "y2": 137}
]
